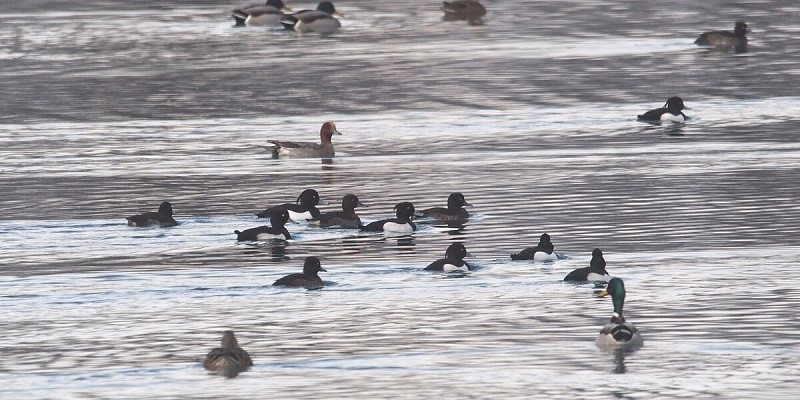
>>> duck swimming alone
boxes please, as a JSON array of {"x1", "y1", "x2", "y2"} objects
[
  {"x1": 273, "y1": 256, "x2": 327, "y2": 288},
  {"x1": 511, "y1": 233, "x2": 557, "y2": 261},
  {"x1": 235, "y1": 207, "x2": 291, "y2": 241},
  {"x1": 419, "y1": 192, "x2": 472, "y2": 221},
  {"x1": 256, "y1": 189, "x2": 324, "y2": 222},
  {"x1": 563, "y1": 248, "x2": 611, "y2": 282},
  {"x1": 311, "y1": 193, "x2": 367, "y2": 228},
  {"x1": 203, "y1": 331, "x2": 253, "y2": 376},
  {"x1": 280, "y1": 1, "x2": 343, "y2": 34},
  {"x1": 637, "y1": 97, "x2": 690, "y2": 123},
  {"x1": 360, "y1": 202, "x2": 418, "y2": 234},
  {"x1": 231, "y1": 0, "x2": 292, "y2": 27},
  {"x1": 442, "y1": 0, "x2": 486, "y2": 24},
  {"x1": 125, "y1": 201, "x2": 178, "y2": 227},
  {"x1": 695, "y1": 21, "x2": 750, "y2": 51},
  {"x1": 596, "y1": 278, "x2": 643, "y2": 348},
  {"x1": 424, "y1": 242, "x2": 472, "y2": 272},
  {"x1": 265, "y1": 121, "x2": 341, "y2": 158}
]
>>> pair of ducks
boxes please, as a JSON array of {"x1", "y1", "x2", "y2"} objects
[
  {"x1": 511, "y1": 234, "x2": 612, "y2": 282},
  {"x1": 232, "y1": 0, "x2": 343, "y2": 34},
  {"x1": 236, "y1": 190, "x2": 472, "y2": 240},
  {"x1": 204, "y1": 276, "x2": 640, "y2": 376}
]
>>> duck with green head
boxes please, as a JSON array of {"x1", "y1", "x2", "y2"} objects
[{"x1": 596, "y1": 278, "x2": 643, "y2": 349}]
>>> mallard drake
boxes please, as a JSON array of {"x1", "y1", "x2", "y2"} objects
[
  {"x1": 360, "y1": 202, "x2": 418, "y2": 234},
  {"x1": 280, "y1": 1, "x2": 343, "y2": 34},
  {"x1": 273, "y1": 256, "x2": 327, "y2": 287},
  {"x1": 637, "y1": 97, "x2": 690, "y2": 123},
  {"x1": 695, "y1": 21, "x2": 749, "y2": 51},
  {"x1": 564, "y1": 248, "x2": 610, "y2": 282},
  {"x1": 311, "y1": 193, "x2": 367, "y2": 228},
  {"x1": 231, "y1": 0, "x2": 293, "y2": 27},
  {"x1": 424, "y1": 242, "x2": 473, "y2": 272},
  {"x1": 125, "y1": 201, "x2": 177, "y2": 227},
  {"x1": 419, "y1": 192, "x2": 472, "y2": 221},
  {"x1": 265, "y1": 121, "x2": 341, "y2": 158},
  {"x1": 511, "y1": 233, "x2": 557, "y2": 261},
  {"x1": 235, "y1": 207, "x2": 291, "y2": 241},
  {"x1": 256, "y1": 188, "x2": 325, "y2": 222},
  {"x1": 203, "y1": 331, "x2": 253, "y2": 376},
  {"x1": 596, "y1": 278, "x2": 643, "y2": 348}
]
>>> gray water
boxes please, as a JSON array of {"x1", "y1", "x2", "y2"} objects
[{"x1": 2, "y1": 0, "x2": 800, "y2": 398}]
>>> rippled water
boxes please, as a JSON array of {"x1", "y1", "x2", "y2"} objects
[{"x1": 2, "y1": 0, "x2": 800, "y2": 398}]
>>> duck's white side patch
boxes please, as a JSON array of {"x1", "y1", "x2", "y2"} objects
[
  {"x1": 587, "y1": 272, "x2": 611, "y2": 282},
  {"x1": 533, "y1": 251, "x2": 559, "y2": 262},
  {"x1": 442, "y1": 263, "x2": 468, "y2": 272},
  {"x1": 288, "y1": 210, "x2": 312, "y2": 222},
  {"x1": 660, "y1": 113, "x2": 685, "y2": 122},
  {"x1": 256, "y1": 232, "x2": 285, "y2": 240},
  {"x1": 383, "y1": 222, "x2": 413, "y2": 233}
]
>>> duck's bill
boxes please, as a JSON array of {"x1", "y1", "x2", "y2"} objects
[
  {"x1": 282, "y1": 6, "x2": 292, "y2": 11},
  {"x1": 357, "y1": 201, "x2": 367, "y2": 207},
  {"x1": 320, "y1": 267, "x2": 328, "y2": 272},
  {"x1": 334, "y1": 11, "x2": 345, "y2": 18},
  {"x1": 318, "y1": 199, "x2": 330, "y2": 205},
  {"x1": 463, "y1": 201, "x2": 474, "y2": 207},
  {"x1": 598, "y1": 289, "x2": 609, "y2": 298}
]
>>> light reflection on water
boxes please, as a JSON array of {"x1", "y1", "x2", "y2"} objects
[{"x1": 2, "y1": 0, "x2": 800, "y2": 398}]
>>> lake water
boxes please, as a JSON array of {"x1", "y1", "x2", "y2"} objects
[{"x1": 2, "y1": 0, "x2": 800, "y2": 398}]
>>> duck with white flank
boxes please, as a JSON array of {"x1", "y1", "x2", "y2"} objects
[
  {"x1": 255, "y1": 188, "x2": 325, "y2": 222},
  {"x1": 360, "y1": 202, "x2": 418, "y2": 234},
  {"x1": 311, "y1": 194, "x2": 367, "y2": 228},
  {"x1": 273, "y1": 256, "x2": 327, "y2": 288},
  {"x1": 235, "y1": 207, "x2": 291, "y2": 241},
  {"x1": 511, "y1": 233, "x2": 558, "y2": 262},
  {"x1": 596, "y1": 278, "x2": 643, "y2": 349},
  {"x1": 637, "y1": 97, "x2": 690, "y2": 123},
  {"x1": 265, "y1": 121, "x2": 341, "y2": 158},
  {"x1": 563, "y1": 248, "x2": 611, "y2": 282},
  {"x1": 280, "y1": 1, "x2": 343, "y2": 34},
  {"x1": 424, "y1": 243, "x2": 472, "y2": 272}
]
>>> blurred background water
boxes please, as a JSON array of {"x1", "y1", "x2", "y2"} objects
[{"x1": 1, "y1": 0, "x2": 799, "y2": 398}]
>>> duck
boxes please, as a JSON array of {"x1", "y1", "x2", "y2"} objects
[
  {"x1": 203, "y1": 330, "x2": 253, "y2": 376},
  {"x1": 235, "y1": 207, "x2": 291, "y2": 241},
  {"x1": 563, "y1": 248, "x2": 611, "y2": 282},
  {"x1": 231, "y1": 0, "x2": 292, "y2": 27},
  {"x1": 360, "y1": 202, "x2": 418, "y2": 234},
  {"x1": 311, "y1": 193, "x2": 366, "y2": 228},
  {"x1": 125, "y1": 201, "x2": 177, "y2": 227},
  {"x1": 273, "y1": 256, "x2": 327, "y2": 288},
  {"x1": 596, "y1": 278, "x2": 643, "y2": 348},
  {"x1": 694, "y1": 21, "x2": 750, "y2": 51},
  {"x1": 637, "y1": 97, "x2": 690, "y2": 123},
  {"x1": 418, "y1": 192, "x2": 472, "y2": 221},
  {"x1": 280, "y1": 1, "x2": 343, "y2": 34},
  {"x1": 510, "y1": 233, "x2": 557, "y2": 261},
  {"x1": 424, "y1": 242, "x2": 472, "y2": 272},
  {"x1": 442, "y1": 0, "x2": 486, "y2": 23},
  {"x1": 265, "y1": 121, "x2": 341, "y2": 159},
  {"x1": 255, "y1": 188, "x2": 324, "y2": 222}
]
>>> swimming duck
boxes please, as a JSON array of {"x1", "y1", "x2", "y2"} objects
[
  {"x1": 273, "y1": 256, "x2": 327, "y2": 287},
  {"x1": 265, "y1": 121, "x2": 341, "y2": 158},
  {"x1": 125, "y1": 201, "x2": 177, "y2": 227},
  {"x1": 596, "y1": 278, "x2": 643, "y2": 348},
  {"x1": 231, "y1": 0, "x2": 292, "y2": 27},
  {"x1": 235, "y1": 207, "x2": 291, "y2": 241},
  {"x1": 637, "y1": 97, "x2": 690, "y2": 123},
  {"x1": 442, "y1": 0, "x2": 486, "y2": 23},
  {"x1": 695, "y1": 21, "x2": 749, "y2": 51},
  {"x1": 255, "y1": 188, "x2": 324, "y2": 222},
  {"x1": 360, "y1": 202, "x2": 418, "y2": 234},
  {"x1": 424, "y1": 242, "x2": 472, "y2": 272},
  {"x1": 203, "y1": 331, "x2": 253, "y2": 376},
  {"x1": 563, "y1": 248, "x2": 611, "y2": 282},
  {"x1": 419, "y1": 192, "x2": 472, "y2": 221},
  {"x1": 311, "y1": 193, "x2": 366, "y2": 228},
  {"x1": 510, "y1": 233, "x2": 557, "y2": 261},
  {"x1": 280, "y1": 1, "x2": 343, "y2": 34}
]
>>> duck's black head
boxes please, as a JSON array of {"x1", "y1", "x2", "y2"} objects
[
  {"x1": 317, "y1": 1, "x2": 337, "y2": 15},
  {"x1": 591, "y1": 248, "x2": 606, "y2": 270},
  {"x1": 446, "y1": 192, "x2": 471, "y2": 210},
  {"x1": 158, "y1": 201, "x2": 174, "y2": 217},
  {"x1": 303, "y1": 256, "x2": 327, "y2": 275},
  {"x1": 270, "y1": 207, "x2": 290, "y2": 227},
  {"x1": 733, "y1": 21, "x2": 749, "y2": 37},
  {"x1": 538, "y1": 233, "x2": 551, "y2": 245},
  {"x1": 297, "y1": 189, "x2": 321, "y2": 207},
  {"x1": 220, "y1": 330, "x2": 239, "y2": 349},
  {"x1": 444, "y1": 242, "x2": 468, "y2": 260},
  {"x1": 664, "y1": 97, "x2": 686, "y2": 112},
  {"x1": 342, "y1": 194, "x2": 366, "y2": 212},
  {"x1": 393, "y1": 202, "x2": 416, "y2": 220}
]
